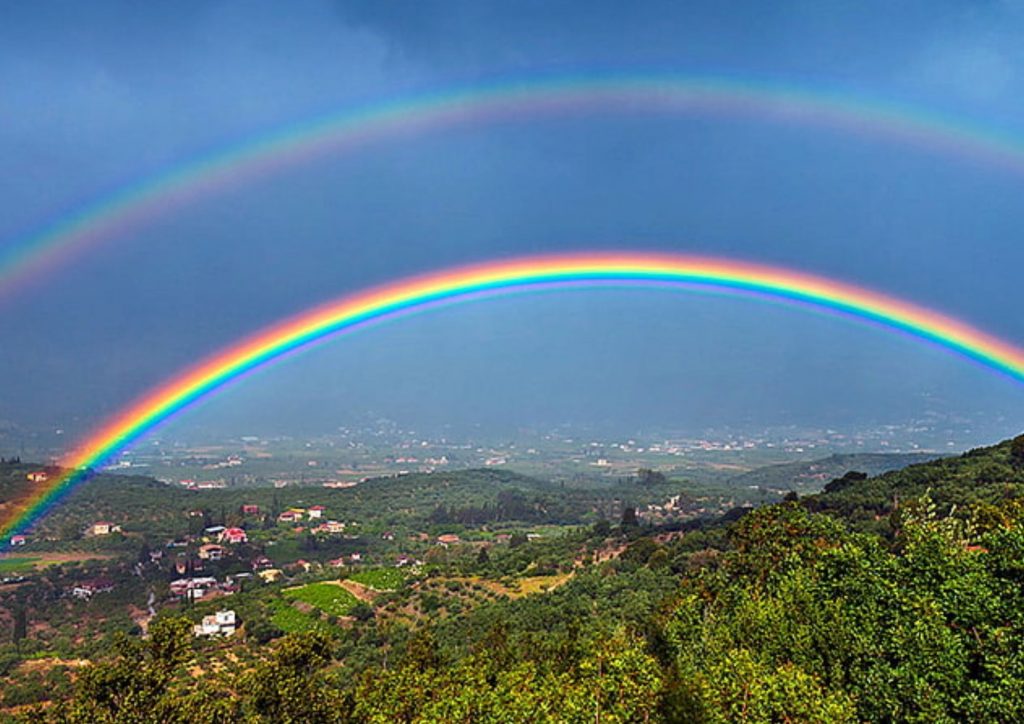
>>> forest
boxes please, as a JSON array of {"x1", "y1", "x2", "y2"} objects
[{"x1": 4, "y1": 435, "x2": 1024, "y2": 721}]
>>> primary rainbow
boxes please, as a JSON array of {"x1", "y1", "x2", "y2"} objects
[
  {"x1": 3, "y1": 251, "x2": 1024, "y2": 546},
  {"x1": 3, "y1": 73, "x2": 1024, "y2": 300}
]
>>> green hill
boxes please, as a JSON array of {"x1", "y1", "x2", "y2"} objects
[
  {"x1": 7, "y1": 464, "x2": 684, "y2": 545},
  {"x1": 10, "y1": 435, "x2": 1024, "y2": 722},
  {"x1": 729, "y1": 451, "x2": 943, "y2": 492},
  {"x1": 805, "y1": 433, "x2": 1024, "y2": 531}
]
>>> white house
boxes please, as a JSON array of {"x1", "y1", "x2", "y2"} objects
[
  {"x1": 91, "y1": 521, "x2": 121, "y2": 536},
  {"x1": 193, "y1": 609, "x2": 237, "y2": 637}
]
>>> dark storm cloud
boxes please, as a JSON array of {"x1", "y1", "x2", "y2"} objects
[{"x1": 2, "y1": 0, "x2": 1024, "y2": 444}]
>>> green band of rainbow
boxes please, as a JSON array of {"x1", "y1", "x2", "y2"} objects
[
  {"x1": 3, "y1": 252, "x2": 1023, "y2": 547},
  {"x1": 3, "y1": 74, "x2": 1024, "y2": 299}
]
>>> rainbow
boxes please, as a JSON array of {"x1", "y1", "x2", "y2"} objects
[
  {"x1": 4, "y1": 73, "x2": 1024, "y2": 300},
  {"x1": 3, "y1": 251, "x2": 1024, "y2": 547}
]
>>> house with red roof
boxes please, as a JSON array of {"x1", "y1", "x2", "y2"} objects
[
  {"x1": 198, "y1": 544, "x2": 227, "y2": 561},
  {"x1": 307, "y1": 505, "x2": 326, "y2": 519},
  {"x1": 218, "y1": 527, "x2": 248, "y2": 544},
  {"x1": 71, "y1": 577, "x2": 115, "y2": 599}
]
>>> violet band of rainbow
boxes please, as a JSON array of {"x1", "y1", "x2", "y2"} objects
[
  {"x1": 3, "y1": 74, "x2": 1024, "y2": 301},
  {"x1": 3, "y1": 252, "x2": 1024, "y2": 547}
]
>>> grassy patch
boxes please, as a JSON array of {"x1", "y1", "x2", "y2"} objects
[
  {"x1": 0, "y1": 557, "x2": 40, "y2": 573},
  {"x1": 348, "y1": 568, "x2": 404, "y2": 591},
  {"x1": 269, "y1": 601, "x2": 334, "y2": 634},
  {"x1": 516, "y1": 572, "x2": 573, "y2": 596},
  {"x1": 283, "y1": 582, "x2": 358, "y2": 616}
]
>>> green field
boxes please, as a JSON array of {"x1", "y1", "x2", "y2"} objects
[
  {"x1": 0, "y1": 557, "x2": 40, "y2": 573},
  {"x1": 348, "y1": 568, "x2": 404, "y2": 591},
  {"x1": 269, "y1": 601, "x2": 334, "y2": 634},
  {"x1": 283, "y1": 582, "x2": 359, "y2": 616}
]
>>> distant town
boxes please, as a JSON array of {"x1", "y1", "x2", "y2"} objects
[{"x1": 59, "y1": 411, "x2": 996, "y2": 491}]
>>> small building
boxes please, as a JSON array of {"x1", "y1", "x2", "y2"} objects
[
  {"x1": 381, "y1": 531, "x2": 395, "y2": 541},
  {"x1": 277, "y1": 511, "x2": 300, "y2": 524},
  {"x1": 349, "y1": 552, "x2": 362, "y2": 562},
  {"x1": 169, "y1": 576, "x2": 218, "y2": 599},
  {"x1": 71, "y1": 577, "x2": 115, "y2": 599},
  {"x1": 315, "y1": 520, "x2": 346, "y2": 534},
  {"x1": 91, "y1": 521, "x2": 121, "y2": 536},
  {"x1": 436, "y1": 534, "x2": 461, "y2": 546},
  {"x1": 251, "y1": 555, "x2": 274, "y2": 571},
  {"x1": 218, "y1": 527, "x2": 248, "y2": 545},
  {"x1": 26, "y1": 471, "x2": 49, "y2": 483},
  {"x1": 307, "y1": 505, "x2": 326, "y2": 519},
  {"x1": 204, "y1": 525, "x2": 226, "y2": 536},
  {"x1": 194, "y1": 610, "x2": 237, "y2": 637},
  {"x1": 9, "y1": 535, "x2": 26, "y2": 546},
  {"x1": 198, "y1": 544, "x2": 226, "y2": 561},
  {"x1": 257, "y1": 568, "x2": 282, "y2": 583},
  {"x1": 241, "y1": 504, "x2": 260, "y2": 515}
]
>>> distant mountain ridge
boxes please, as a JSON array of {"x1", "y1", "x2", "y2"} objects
[
  {"x1": 805, "y1": 434, "x2": 1024, "y2": 526},
  {"x1": 730, "y1": 451, "x2": 944, "y2": 492}
]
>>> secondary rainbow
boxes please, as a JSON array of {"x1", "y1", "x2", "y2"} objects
[
  {"x1": 3, "y1": 251, "x2": 1024, "y2": 547},
  {"x1": 4, "y1": 74, "x2": 1024, "y2": 300}
]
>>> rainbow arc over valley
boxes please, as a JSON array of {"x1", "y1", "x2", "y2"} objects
[
  {"x1": 4, "y1": 73, "x2": 1024, "y2": 300},
  {"x1": 3, "y1": 251, "x2": 1024, "y2": 547}
]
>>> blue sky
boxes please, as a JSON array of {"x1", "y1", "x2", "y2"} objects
[{"x1": 2, "y1": 0, "x2": 1024, "y2": 443}]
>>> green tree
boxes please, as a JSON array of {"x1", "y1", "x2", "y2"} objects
[
  {"x1": 1011, "y1": 433, "x2": 1024, "y2": 467},
  {"x1": 243, "y1": 632, "x2": 351, "y2": 723},
  {"x1": 52, "y1": 617, "x2": 208, "y2": 723},
  {"x1": 11, "y1": 604, "x2": 27, "y2": 652},
  {"x1": 476, "y1": 545, "x2": 491, "y2": 566}
]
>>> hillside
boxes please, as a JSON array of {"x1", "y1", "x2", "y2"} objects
[
  {"x1": 3, "y1": 463, "x2": 714, "y2": 548},
  {"x1": 729, "y1": 451, "x2": 943, "y2": 493},
  {"x1": 0, "y1": 462, "x2": 62, "y2": 535},
  {"x1": 6, "y1": 436, "x2": 1024, "y2": 721},
  {"x1": 805, "y1": 434, "x2": 1024, "y2": 530}
]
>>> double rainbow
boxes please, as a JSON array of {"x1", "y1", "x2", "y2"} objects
[
  {"x1": 3, "y1": 252, "x2": 1023, "y2": 547},
  {"x1": 4, "y1": 74, "x2": 1024, "y2": 300}
]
